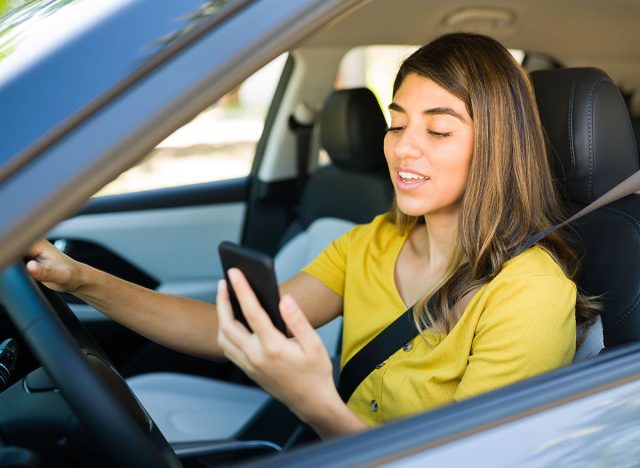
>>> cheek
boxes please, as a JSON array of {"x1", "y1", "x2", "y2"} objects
[
  {"x1": 458, "y1": 137, "x2": 474, "y2": 183},
  {"x1": 454, "y1": 131, "x2": 473, "y2": 168},
  {"x1": 383, "y1": 135, "x2": 396, "y2": 175},
  {"x1": 455, "y1": 148, "x2": 473, "y2": 184},
  {"x1": 436, "y1": 139, "x2": 473, "y2": 191},
  {"x1": 438, "y1": 139, "x2": 471, "y2": 168},
  {"x1": 383, "y1": 134, "x2": 393, "y2": 163}
]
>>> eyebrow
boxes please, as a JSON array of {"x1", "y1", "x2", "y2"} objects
[{"x1": 388, "y1": 102, "x2": 467, "y2": 122}]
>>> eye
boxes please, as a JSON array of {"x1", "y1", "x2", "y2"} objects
[
  {"x1": 427, "y1": 130, "x2": 451, "y2": 138},
  {"x1": 385, "y1": 126, "x2": 405, "y2": 133}
]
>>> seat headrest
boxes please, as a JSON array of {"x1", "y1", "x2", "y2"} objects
[
  {"x1": 531, "y1": 68, "x2": 639, "y2": 204},
  {"x1": 319, "y1": 88, "x2": 387, "y2": 172}
]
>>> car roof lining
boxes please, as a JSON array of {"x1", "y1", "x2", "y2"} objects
[{"x1": 303, "y1": 0, "x2": 640, "y2": 113}]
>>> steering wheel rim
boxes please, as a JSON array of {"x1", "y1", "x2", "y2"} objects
[{"x1": 0, "y1": 263, "x2": 182, "y2": 468}]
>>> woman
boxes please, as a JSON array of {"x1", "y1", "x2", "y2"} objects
[{"x1": 26, "y1": 33, "x2": 597, "y2": 440}]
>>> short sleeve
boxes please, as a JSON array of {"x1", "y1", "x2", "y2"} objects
[
  {"x1": 454, "y1": 275, "x2": 577, "y2": 401},
  {"x1": 301, "y1": 229, "x2": 352, "y2": 296}
]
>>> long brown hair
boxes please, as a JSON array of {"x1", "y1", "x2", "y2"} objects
[{"x1": 390, "y1": 33, "x2": 599, "y2": 335}]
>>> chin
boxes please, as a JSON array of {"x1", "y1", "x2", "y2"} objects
[
  {"x1": 394, "y1": 197, "x2": 431, "y2": 217},
  {"x1": 395, "y1": 194, "x2": 460, "y2": 219}
]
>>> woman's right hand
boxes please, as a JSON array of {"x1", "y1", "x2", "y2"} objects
[{"x1": 25, "y1": 240, "x2": 84, "y2": 293}]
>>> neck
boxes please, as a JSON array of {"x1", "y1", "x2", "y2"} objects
[{"x1": 412, "y1": 210, "x2": 459, "y2": 269}]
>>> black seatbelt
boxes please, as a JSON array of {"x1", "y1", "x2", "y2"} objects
[
  {"x1": 514, "y1": 169, "x2": 640, "y2": 255},
  {"x1": 337, "y1": 169, "x2": 640, "y2": 403},
  {"x1": 288, "y1": 102, "x2": 315, "y2": 201},
  {"x1": 338, "y1": 307, "x2": 415, "y2": 402}
]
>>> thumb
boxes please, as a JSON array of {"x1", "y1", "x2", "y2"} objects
[
  {"x1": 25, "y1": 259, "x2": 43, "y2": 279},
  {"x1": 24, "y1": 250, "x2": 77, "y2": 292},
  {"x1": 280, "y1": 295, "x2": 324, "y2": 354}
]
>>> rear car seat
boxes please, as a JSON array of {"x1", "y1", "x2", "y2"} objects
[{"x1": 127, "y1": 87, "x2": 392, "y2": 444}]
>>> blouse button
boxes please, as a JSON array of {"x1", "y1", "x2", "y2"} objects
[
  {"x1": 370, "y1": 400, "x2": 378, "y2": 412},
  {"x1": 403, "y1": 341, "x2": 413, "y2": 352}
]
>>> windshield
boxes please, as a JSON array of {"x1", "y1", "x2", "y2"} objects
[
  {"x1": 0, "y1": 0, "x2": 237, "y2": 176},
  {"x1": 0, "y1": 1, "x2": 132, "y2": 82}
]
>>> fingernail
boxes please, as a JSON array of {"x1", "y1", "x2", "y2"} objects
[
  {"x1": 218, "y1": 279, "x2": 226, "y2": 290},
  {"x1": 228, "y1": 268, "x2": 240, "y2": 281}
]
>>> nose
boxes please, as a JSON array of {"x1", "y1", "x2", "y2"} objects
[{"x1": 392, "y1": 128, "x2": 422, "y2": 159}]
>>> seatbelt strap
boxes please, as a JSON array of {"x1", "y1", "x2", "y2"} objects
[
  {"x1": 337, "y1": 169, "x2": 640, "y2": 403},
  {"x1": 338, "y1": 307, "x2": 416, "y2": 402},
  {"x1": 514, "y1": 169, "x2": 640, "y2": 254},
  {"x1": 289, "y1": 102, "x2": 315, "y2": 201}
]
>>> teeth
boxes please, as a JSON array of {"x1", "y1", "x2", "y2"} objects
[{"x1": 398, "y1": 171, "x2": 426, "y2": 180}]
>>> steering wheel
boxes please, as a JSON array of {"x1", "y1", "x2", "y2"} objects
[{"x1": 0, "y1": 263, "x2": 182, "y2": 468}]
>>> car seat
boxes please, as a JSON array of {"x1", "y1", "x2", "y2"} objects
[
  {"x1": 531, "y1": 68, "x2": 640, "y2": 353},
  {"x1": 127, "y1": 87, "x2": 392, "y2": 444},
  {"x1": 278, "y1": 87, "x2": 393, "y2": 246}
]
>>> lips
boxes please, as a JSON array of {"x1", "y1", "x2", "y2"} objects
[
  {"x1": 395, "y1": 167, "x2": 430, "y2": 191},
  {"x1": 398, "y1": 170, "x2": 428, "y2": 182}
]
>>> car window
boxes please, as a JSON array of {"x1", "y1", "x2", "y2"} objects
[
  {"x1": 319, "y1": 45, "x2": 526, "y2": 167},
  {"x1": 95, "y1": 54, "x2": 287, "y2": 196},
  {"x1": 334, "y1": 45, "x2": 417, "y2": 121},
  {"x1": 335, "y1": 45, "x2": 527, "y2": 119},
  {"x1": 0, "y1": 0, "x2": 242, "y2": 172}
]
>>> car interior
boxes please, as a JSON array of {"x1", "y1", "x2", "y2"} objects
[
  {"x1": 126, "y1": 86, "x2": 393, "y2": 446},
  {"x1": 2, "y1": 0, "x2": 640, "y2": 466}
]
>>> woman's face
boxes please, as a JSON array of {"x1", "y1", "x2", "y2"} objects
[{"x1": 384, "y1": 73, "x2": 474, "y2": 219}]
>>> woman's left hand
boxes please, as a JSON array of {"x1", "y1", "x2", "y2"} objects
[{"x1": 216, "y1": 268, "x2": 337, "y2": 422}]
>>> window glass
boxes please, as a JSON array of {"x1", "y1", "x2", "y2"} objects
[
  {"x1": 321, "y1": 45, "x2": 525, "y2": 168},
  {"x1": 96, "y1": 54, "x2": 287, "y2": 196},
  {"x1": 334, "y1": 45, "x2": 526, "y2": 122},
  {"x1": 335, "y1": 45, "x2": 417, "y2": 123}
]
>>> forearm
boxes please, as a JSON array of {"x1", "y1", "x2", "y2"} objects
[
  {"x1": 74, "y1": 263, "x2": 224, "y2": 361},
  {"x1": 296, "y1": 388, "x2": 368, "y2": 439}
]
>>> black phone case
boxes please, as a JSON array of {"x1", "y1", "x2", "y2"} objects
[{"x1": 218, "y1": 241, "x2": 285, "y2": 333}]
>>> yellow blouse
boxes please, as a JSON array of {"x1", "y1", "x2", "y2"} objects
[{"x1": 302, "y1": 214, "x2": 576, "y2": 426}]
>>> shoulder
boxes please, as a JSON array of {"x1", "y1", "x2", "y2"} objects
[
  {"x1": 473, "y1": 246, "x2": 577, "y2": 327},
  {"x1": 473, "y1": 245, "x2": 577, "y2": 323},
  {"x1": 495, "y1": 245, "x2": 570, "y2": 282},
  {"x1": 341, "y1": 213, "x2": 400, "y2": 246}
]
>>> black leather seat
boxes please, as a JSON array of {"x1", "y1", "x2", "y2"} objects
[
  {"x1": 631, "y1": 117, "x2": 640, "y2": 159},
  {"x1": 279, "y1": 87, "x2": 393, "y2": 246},
  {"x1": 531, "y1": 67, "x2": 640, "y2": 347}
]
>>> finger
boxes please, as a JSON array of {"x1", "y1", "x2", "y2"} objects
[
  {"x1": 25, "y1": 257, "x2": 56, "y2": 283},
  {"x1": 217, "y1": 280, "x2": 276, "y2": 377},
  {"x1": 216, "y1": 280, "x2": 261, "y2": 364},
  {"x1": 24, "y1": 239, "x2": 47, "y2": 258},
  {"x1": 25, "y1": 259, "x2": 42, "y2": 278},
  {"x1": 25, "y1": 256, "x2": 62, "y2": 282},
  {"x1": 227, "y1": 268, "x2": 279, "y2": 338},
  {"x1": 216, "y1": 279, "x2": 235, "y2": 325},
  {"x1": 280, "y1": 295, "x2": 324, "y2": 355},
  {"x1": 216, "y1": 328, "x2": 254, "y2": 373},
  {"x1": 216, "y1": 279, "x2": 253, "y2": 346}
]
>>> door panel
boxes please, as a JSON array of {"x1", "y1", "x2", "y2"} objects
[
  {"x1": 45, "y1": 179, "x2": 249, "y2": 380},
  {"x1": 50, "y1": 202, "x2": 245, "y2": 318}
]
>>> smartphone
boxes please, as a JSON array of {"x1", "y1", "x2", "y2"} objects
[{"x1": 218, "y1": 241, "x2": 286, "y2": 334}]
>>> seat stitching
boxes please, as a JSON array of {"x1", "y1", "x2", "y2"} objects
[
  {"x1": 603, "y1": 206, "x2": 640, "y2": 230},
  {"x1": 568, "y1": 79, "x2": 576, "y2": 178},
  {"x1": 600, "y1": 206, "x2": 640, "y2": 328},
  {"x1": 587, "y1": 77, "x2": 608, "y2": 200}
]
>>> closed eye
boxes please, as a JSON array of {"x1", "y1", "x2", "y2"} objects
[
  {"x1": 385, "y1": 126, "x2": 405, "y2": 133},
  {"x1": 428, "y1": 130, "x2": 451, "y2": 138}
]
